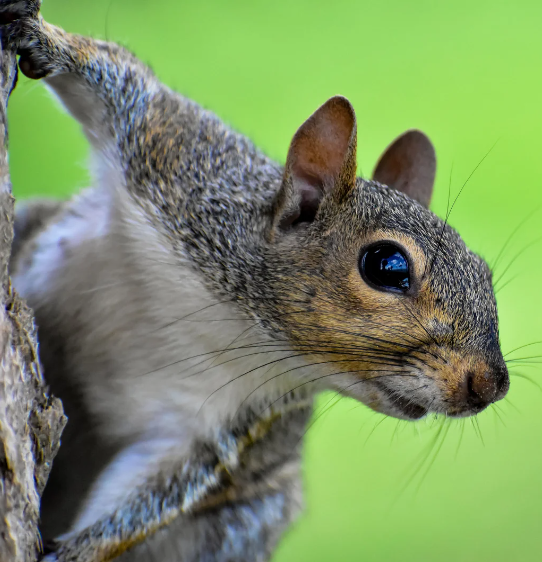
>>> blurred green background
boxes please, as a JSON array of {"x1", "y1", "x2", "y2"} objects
[{"x1": 8, "y1": 0, "x2": 542, "y2": 560}]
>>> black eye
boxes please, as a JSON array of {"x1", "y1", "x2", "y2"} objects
[{"x1": 360, "y1": 243, "x2": 410, "y2": 293}]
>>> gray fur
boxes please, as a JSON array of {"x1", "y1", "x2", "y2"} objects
[{"x1": 1, "y1": 1, "x2": 508, "y2": 561}]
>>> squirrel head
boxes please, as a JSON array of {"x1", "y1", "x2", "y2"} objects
[{"x1": 264, "y1": 96, "x2": 508, "y2": 420}]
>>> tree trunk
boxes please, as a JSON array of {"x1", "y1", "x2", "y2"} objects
[{"x1": 0, "y1": 40, "x2": 66, "y2": 562}]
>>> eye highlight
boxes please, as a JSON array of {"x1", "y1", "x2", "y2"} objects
[{"x1": 360, "y1": 243, "x2": 410, "y2": 293}]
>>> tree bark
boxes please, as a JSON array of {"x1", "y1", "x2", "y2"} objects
[{"x1": 0, "y1": 40, "x2": 66, "y2": 562}]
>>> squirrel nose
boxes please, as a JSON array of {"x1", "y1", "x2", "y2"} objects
[{"x1": 464, "y1": 363, "x2": 509, "y2": 410}]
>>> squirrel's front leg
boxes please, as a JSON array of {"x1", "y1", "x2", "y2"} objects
[
  {"x1": 38, "y1": 431, "x2": 293, "y2": 562},
  {"x1": 38, "y1": 440, "x2": 225, "y2": 562},
  {"x1": 0, "y1": 0, "x2": 178, "y2": 180}
]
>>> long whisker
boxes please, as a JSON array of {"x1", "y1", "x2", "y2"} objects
[
  {"x1": 491, "y1": 204, "x2": 542, "y2": 273},
  {"x1": 199, "y1": 353, "x2": 421, "y2": 416},
  {"x1": 258, "y1": 370, "x2": 420, "y2": 421},
  {"x1": 471, "y1": 415, "x2": 484, "y2": 445},
  {"x1": 493, "y1": 235, "x2": 542, "y2": 290},
  {"x1": 391, "y1": 412, "x2": 444, "y2": 505},
  {"x1": 508, "y1": 370, "x2": 542, "y2": 392},
  {"x1": 491, "y1": 403, "x2": 507, "y2": 428},
  {"x1": 426, "y1": 142, "x2": 498, "y2": 276},
  {"x1": 414, "y1": 418, "x2": 452, "y2": 493},
  {"x1": 494, "y1": 274, "x2": 519, "y2": 295},
  {"x1": 423, "y1": 162, "x2": 453, "y2": 277},
  {"x1": 289, "y1": 373, "x2": 424, "y2": 456},
  {"x1": 505, "y1": 354, "x2": 542, "y2": 362},
  {"x1": 234, "y1": 350, "x2": 427, "y2": 419},
  {"x1": 455, "y1": 418, "x2": 466, "y2": 460},
  {"x1": 134, "y1": 317, "x2": 436, "y2": 380}
]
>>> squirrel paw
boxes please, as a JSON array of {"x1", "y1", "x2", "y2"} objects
[{"x1": 0, "y1": 0, "x2": 52, "y2": 79}]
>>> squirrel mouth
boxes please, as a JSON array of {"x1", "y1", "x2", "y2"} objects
[{"x1": 375, "y1": 382, "x2": 428, "y2": 420}]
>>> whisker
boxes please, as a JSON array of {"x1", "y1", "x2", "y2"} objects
[
  {"x1": 471, "y1": 416, "x2": 485, "y2": 446},
  {"x1": 363, "y1": 414, "x2": 389, "y2": 447},
  {"x1": 501, "y1": 394, "x2": 521, "y2": 414},
  {"x1": 494, "y1": 274, "x2": 518, "y2": 295},
  {"x1": 508, "y1": 371, "x2": 542, "y2": 393},
  {"x1": 490, "y1": 403, "x2": 507, "y2": 428},
  {"x1": 493, "y1": 235, "x2": 542, "y2": 290},
  {"x1": 391, "y1": 413, "x2": 444, "y2": 505},
  {"x1": 200, "y1": 355, "x2": 419, "y2": 416},
  {"x1": 454, "y1": 418, "x2": 466, "y2": 460},
  {"x1": 259, "y1": 370, "x2": 419, "y2": 422},
  {"x1": 490, "y1": 204, "x2": 542, "y2": 273},
  {"x1": 414, "y1": 418, "x2": 452, "y2": 494},
  {"x1": 427, "y1": 142, "x2": 498, "y2": 276},
  {"x1": 289, "y1": 373, "x2": 422, "y2": 455},
  {"x1": 423, "y1": 162, "x2": 453, "y2": 277},
  {"x1": 503, "y1": 341, "x2": 542, "y2": 358},
  {"x1": 505, "y1": 355, "x2": 542, "y2": 362},
  {"x1": 136, "y1": 326, "x2": 432, "y2": 381}
]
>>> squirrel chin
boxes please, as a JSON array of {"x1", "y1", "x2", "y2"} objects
[{"x1": 370, "y1": 382, "x2": 428, "y2": 420}]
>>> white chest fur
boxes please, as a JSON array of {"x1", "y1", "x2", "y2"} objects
[{"x1": 13, "y1": 184, "x2": 313, "y2": 452}]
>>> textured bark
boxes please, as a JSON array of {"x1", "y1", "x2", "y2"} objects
[{"x1": 0, "y1": 42, "x2": 66, "y2": 562}]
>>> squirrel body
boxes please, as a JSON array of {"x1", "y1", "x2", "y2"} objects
[
  {"x1": 3, "y1": 2, "x2": 509, "y2": 561},
  {"x1": 14, "y1": 182, "x2": 313, "y2": 547}
]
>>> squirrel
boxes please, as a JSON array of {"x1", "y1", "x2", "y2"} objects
[{"x1": 2, "y1": 1, "x2": 509, "y2": 561}]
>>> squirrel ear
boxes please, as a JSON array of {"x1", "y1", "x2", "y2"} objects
[
  {"x1": 274, "y1": 96, "x2": 357, "y2": 230},
  {"x1": 372, "y1": 130, "x2": 436, "y2": 208}
]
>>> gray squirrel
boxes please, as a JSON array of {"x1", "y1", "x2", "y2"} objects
[{"x1": 2, "y1": 1, "x2": 509, "y2": 561}]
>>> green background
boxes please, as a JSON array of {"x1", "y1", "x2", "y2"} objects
[{"x1": 9, "y1": 0, "x2": 542, "y2": 560}]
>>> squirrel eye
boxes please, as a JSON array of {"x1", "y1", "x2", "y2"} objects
[{"x1": 360, "y1": 243, "x2": 410, "y2": 293}]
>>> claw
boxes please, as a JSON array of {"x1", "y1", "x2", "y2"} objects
[{"x1": 19, "y1": 53, "x2": 47, "y2": 78}]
